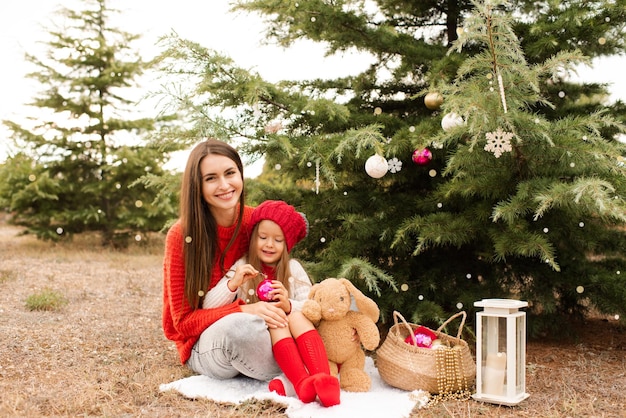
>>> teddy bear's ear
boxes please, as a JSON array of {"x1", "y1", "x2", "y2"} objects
[
  {"x1": 337, "y1": 278, "x2": 380, "y2": 323},
  {"x1": 308, "y1": 283, "x2": 320, "y2": 299}
]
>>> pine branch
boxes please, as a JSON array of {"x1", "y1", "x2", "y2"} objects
[{"x1": 337, "y1": 257, "x2": 398, "y2": 297}]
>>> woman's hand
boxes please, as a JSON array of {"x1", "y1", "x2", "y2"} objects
[
  {"x1": 268, "y1": 281, "x2": 291, "y2": 313},
  {"x1": 227, "y1": 264, "x2": 259, "y2": 291},
  {"x1": 240, "y1": 301, "x2": 289, "y2": 329}
]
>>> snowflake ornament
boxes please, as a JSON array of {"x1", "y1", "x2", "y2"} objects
[
  {"x1": 388, "y1": 157, "x2": 402, "y2": 173},
  {"x1": 484, "y1": 128, "x2": 514, "y2": 158}
]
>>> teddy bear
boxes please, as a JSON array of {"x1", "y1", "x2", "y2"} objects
[{"x1": 301, "y1": 278, "x2": 380, "y2": 392}]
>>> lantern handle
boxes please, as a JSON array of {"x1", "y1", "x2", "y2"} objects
[{"x1": 436, "y1": 311, "x2": 467, "y2": 340}]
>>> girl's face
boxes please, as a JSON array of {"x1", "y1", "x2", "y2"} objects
[
  {"x1": 199, "y1": 154, "x2": 243, "y2": 215},
  {"x1": 254, "y1": 220, "x2": 286, "y2": 266}
]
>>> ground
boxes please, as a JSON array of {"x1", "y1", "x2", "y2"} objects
[{"x1": 0, "y1": 221, "x2": 624, "y2": 417}]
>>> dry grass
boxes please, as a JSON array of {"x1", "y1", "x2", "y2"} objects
[{"x1": 1, "y1": 220, "x2": 625, "y2": 418}]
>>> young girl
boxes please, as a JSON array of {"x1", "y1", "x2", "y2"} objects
[{"x1": 203, "y1": 200, "x2": 340, "y2": 407}]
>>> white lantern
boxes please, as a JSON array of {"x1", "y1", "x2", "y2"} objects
[
  {"x1": 472, "y1": 298, "x2": 530, "y2": 406},
  {"x1": 364, "y1": 154, "x2": 388, "y2": 178}
]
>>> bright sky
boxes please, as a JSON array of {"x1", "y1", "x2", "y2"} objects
[
  {"x1": 0, "y1": 0, "x2": 373, "y2": 173},
  {"x1": 1, "y1": 1, "x2": 624, "y2": 170}
]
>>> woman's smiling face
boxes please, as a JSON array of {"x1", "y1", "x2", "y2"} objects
[{"x1": 199, "y1": 154, "x2": 243, "y2": 215}]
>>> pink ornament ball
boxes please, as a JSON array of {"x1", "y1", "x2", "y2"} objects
[
  {"x1": 256, "y1": 278, "x2": 275, "y2": 301},
  {"x1": 404, "y1": 326, "x2": 438, "y2": 348},
  {"x1": 412, "y1": 148, "x2": 432, "y2": 165}
]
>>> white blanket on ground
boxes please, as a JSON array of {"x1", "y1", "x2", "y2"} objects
[{"x1": 160, "y1": 357, "x2": 429, "y2": 418}]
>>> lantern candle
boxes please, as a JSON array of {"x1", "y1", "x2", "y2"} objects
[{"x1": 484, "y1": 352, "x2": 506, "y2": 395}]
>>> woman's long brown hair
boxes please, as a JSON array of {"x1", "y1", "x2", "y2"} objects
[{"x1": 180, "y1": 139, "x2": 245, "y2": 309}]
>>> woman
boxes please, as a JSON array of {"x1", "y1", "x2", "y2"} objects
[{"x1": 162, "y1": 138, "x2": 286, "y2": 381}]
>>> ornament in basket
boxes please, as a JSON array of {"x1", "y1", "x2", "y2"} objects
[{"x1": 376, "y1": 311, "x2": 476, "y2": 394}]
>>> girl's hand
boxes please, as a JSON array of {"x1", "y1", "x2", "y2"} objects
[
  {"x1": 240, "y1": 301, "x2": 288, "y2": 328},
  {"x1": 268, "y1": 281, "x2": 291, "y2": 313},
  {"x1": 227, "y1": 264, "x2": 259, "y2": 291}
]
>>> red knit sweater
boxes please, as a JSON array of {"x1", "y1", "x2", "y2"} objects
[{"x1": 162, "y1": 206, "x2": 253, "y2": 364}]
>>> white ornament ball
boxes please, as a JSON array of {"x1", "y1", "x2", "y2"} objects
[
  {"x1": 365, "y1": 154, "x2": 388, "y2": 178},
  {"x1": 441, "y1": 112, "x2": 465, "y2": 131}
]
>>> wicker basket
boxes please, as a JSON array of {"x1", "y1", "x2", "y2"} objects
[{"x1": 376, "y1": 311, "x2": 476, "y2": 393}]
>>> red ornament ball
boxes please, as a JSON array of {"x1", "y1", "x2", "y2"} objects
[
  {"x1": 256, "y1": 278, "x2": 275, "y2": 301},
  {"x1": 412, "y1": 148, "x2": 432, "y2": 165}
]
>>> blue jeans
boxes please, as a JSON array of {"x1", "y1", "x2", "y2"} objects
[{"x1": 186, "y1": 312, "x2": 281, "y2": 381}]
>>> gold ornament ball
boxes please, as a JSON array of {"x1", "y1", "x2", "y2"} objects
[{"x1": 424, "y1": 92, "x2": 444, "y2": 110}]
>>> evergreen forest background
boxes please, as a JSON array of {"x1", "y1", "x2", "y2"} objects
[{"x1": 1, "y1": 0, "x2": 625, "y2": 335}]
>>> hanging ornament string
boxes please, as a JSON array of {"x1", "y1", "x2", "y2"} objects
[
  {"x1": 482, "y1": 5, "x2": 514, "y2": 159},
  {"x1": 486, "y1": 6, "x2": 508, "y2": 114},
  {"x1": 315, "y1": 160, "x2": 320, "y2": 195},
  {"x1": 496, "y1": 70, "x2": 508, "y2": 114}
]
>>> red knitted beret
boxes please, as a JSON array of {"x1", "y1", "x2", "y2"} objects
[{"x1": 249, "y1": 200, "x2": 308, "y2": 252}]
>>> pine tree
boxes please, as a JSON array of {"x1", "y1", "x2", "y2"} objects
[
  {"x1": 154, "y1": 0, "x2": 626, "y2": 334},
  {"x1": 0, "y1": 0, "x2": 177, "y2": 246}
]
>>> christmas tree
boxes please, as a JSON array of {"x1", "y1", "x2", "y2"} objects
[
  {"x1": 154, "y1": 0, "x2": 626, "y2": 334},
  {"x1": 0, "y1": 0, "x2": 178, "y2": 246}
]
